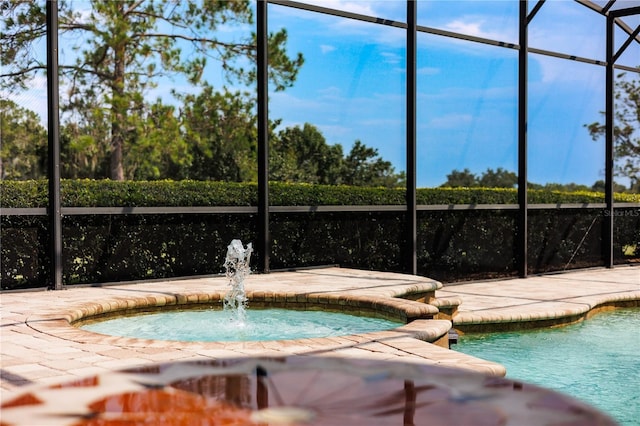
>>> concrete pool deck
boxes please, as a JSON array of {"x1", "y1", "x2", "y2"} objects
[{"x1": 1, "y1": 266, "x2": 638, "y2": 400}]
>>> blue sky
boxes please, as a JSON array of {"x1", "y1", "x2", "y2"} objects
[
  {"x1": 7, "y1": 0, "x2": 639, "y2": 188},
  {"x1": 265, "y1": 1, "x2": 639, "y2": 188}
]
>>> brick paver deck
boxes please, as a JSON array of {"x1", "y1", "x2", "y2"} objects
[{"x1": 1, "y1": 266, "x2": 638, "y2": 400}]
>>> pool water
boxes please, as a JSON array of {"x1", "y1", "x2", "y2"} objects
[
  {"x1": 454, "y1": 308, "x2": 640, "y2": 426},
  {"x1": 79, "y1": 308, "x2": 403, "y2": 342}
]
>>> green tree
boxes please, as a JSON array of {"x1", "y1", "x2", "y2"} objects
[
  {"x1": 342, "y1": 140, "x2": 405, "y2": 188},
  {"x1": 477, "y1": 167, "x2": 517, "y2": 188},
  {"x1": 442, "y1": 167, "x2": 519, "y2": 188},
  {"x1": 271, "y1": 123, "x2": 344, "y2": 184},
  {"x1": 590, "y1": 180, "x2": 628, "y2": 193},
  {"x1": 586, "y1": 72, "x2": 640, "y2": 192},
  {"x1": 270, "y1": 124, "x2": 404, "y2": 187},
  {"x1": 59, "y1": 100, "x2": 111, "y2": 179},
  {"x1": 0, "y1": 99, "x2": 47, "y2": 180},
  {"x1": 127, "y1": 99, "x2": 189, "y2": 180},
  {"x1": 539, "y1": 182, "x2": 591, "y2": 192},
  {"x1": 441, "y1": 168, "x2": 477, "y2": 188},
  {"x1": 1, "y1": 0, "x2": 303, "y2": 181},
  {"x1": 178, "y1": 85, "x2": 258, "y2": 181}
]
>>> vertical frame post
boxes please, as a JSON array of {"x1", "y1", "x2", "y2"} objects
[
  {"x1": 46, "y1": 0, "x2": 63, "y2": 290},
  {"x1": 406, "y1": 0, "x2": 417, "y2": 275},
  {"x1": 517, "y1": 0, "x2": 529, "y2": 278},
  {"x1": 257, "y1": 0, "x2": 270, "y2": 273},
  {"x1": 603, "y1": 15, "x2": 614, "y2": 268}
]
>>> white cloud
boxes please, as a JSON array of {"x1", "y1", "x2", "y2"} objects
[
  {"x1": 271, "y1": 91, "x2": 328, "y2": 110},
  {"x1": 316, "y1": 123, "x2": 353, "y2": 137},
  {"x1": 360, "y1": 117, "x2": 401, "y2": 126},
  {"x1": 420, "y1": 19, "x2": 516, "y2": 58},
  {"x1": 317, "y1": 86, "x2": 343, "y2": 100},
  {"x1": 417, "y1": 66, "x2": 439, "y2": 76},
  {"x1": 445, "y1": 20, "x2": 483, "y2": 37},
  {"x1": 528, "y1": 26, "x2": 604, "y2": 62},
  {"x1": 271, "y1": 0, "x2": 406, "y2": 47},
  {"x1": 428, "y1": 113, "x2": 472, "y2": 129},
  {"x1": 380, "y1": 51, "x2": 401, "y2": 65},
  {"x1": 530, "y1": 53, "x2": 605, "y2": 84},
  {"x1": 271, "y1": 0, "x2": 377, "y2": 24},
  {"x1": 300, "y1": 0, "x2": 377, "y2": 17},
  {"x1": 442, "y1": 18, "x2": 513, "y2": 44},
  {"x1": 327, "y1": 17, "x2": 405, "y2": 47},
  {"x1": 320, "y1": 44, "x2": 336, "y2": 54}
]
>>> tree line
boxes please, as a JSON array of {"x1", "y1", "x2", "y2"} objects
[
  {"x1": 1, "y1": 0, "x2": 302, "y2": 181},
  {"x1": 1, "y1": 1, "x2": 637, "y2": 191},
  {"x1": 440, "y1": 167, "x2": 634, "y2": 193},
  {"x1": 0, "y1": 97, "x2": 405, "y2": 187},
  {"x1": 1, "y1": 0, "x2": 403, "y2": 187}
]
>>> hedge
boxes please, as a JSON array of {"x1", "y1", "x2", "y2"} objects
[
  {"x1": 1, "y1": 180, "x2": 638, "y2": 290},
  {"x1": 2, "y1": 179, "x2": 638, "y2": 207}
]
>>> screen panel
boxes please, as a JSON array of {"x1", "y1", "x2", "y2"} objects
[
  {"x1": 527, "y1": 55, "x2": 606, "y2": 192},
  {"x1": 417, "y1": 209, "x2": 517, "y2": 282},
  {"x1": 529, "y1": 1, "x2": 605, "y2": 61},
  {"x1": 269, "y1": 2, "x2": 407, "y2": 189},
  {"x1": 416, "y1": 33, "x2": 518, "y2": 190},
  {"x1": 417, "y1": 0, "x2": 518, "y2": 45}
]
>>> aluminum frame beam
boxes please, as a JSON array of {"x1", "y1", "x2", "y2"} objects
[
  {"x1": 257, "y1": 0, "x2": 270, "y2": 273},
  {"x1": 605, "y1": 15, "x2": 616, "y2": 268},
  {"x1": 406, "y1": 0, "x2": 417, "y2": 275},
  {"x1": 517, "y1": 0, "x2": 530, "y2": 278},
  {"x1": 46, "y1": 0, "x2": 63, "y2": 290}
]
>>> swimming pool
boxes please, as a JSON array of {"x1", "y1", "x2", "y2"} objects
[
  {"x1": 79, "y1": 307, "x2": 403, "y2": 341},
  {"x1": 454, "y1": 308, "x2": 640, "y2": 426}
]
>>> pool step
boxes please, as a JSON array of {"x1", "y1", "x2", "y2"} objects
[{"x1": 428, "y1": 296, "x2": 463, "y2": 321}]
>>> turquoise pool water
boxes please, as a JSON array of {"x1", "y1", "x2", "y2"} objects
[
  {"x1": 455, "y1": 308, "x2": 640, "y2": 426},
  {"x1": 80, "y1": 308, "x2": 403, "y2": 342}
]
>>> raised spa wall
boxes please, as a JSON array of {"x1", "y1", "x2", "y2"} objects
[{"x1": 67, "y1": 287, "x2": 460, "y2": 349}]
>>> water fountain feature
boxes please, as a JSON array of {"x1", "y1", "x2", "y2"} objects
[
  {"x1": 222, "y1": 239, "x2": 253, "y2": 324},
  {"x1": 76, "y1": 241, "x2": 413, "y2": 341}
]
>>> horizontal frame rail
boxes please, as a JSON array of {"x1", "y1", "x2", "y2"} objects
[{"x1": 1, "y1": 203, "x2": 638, "y2": 216}]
